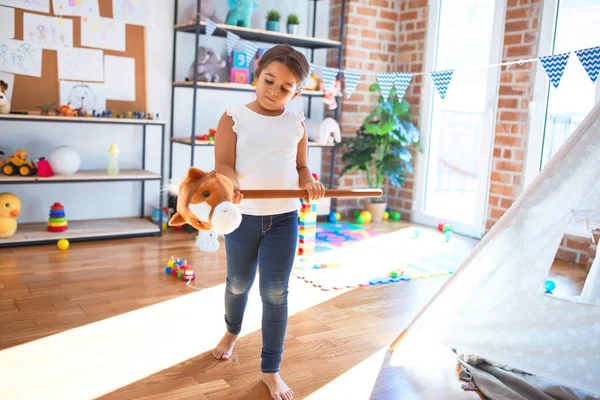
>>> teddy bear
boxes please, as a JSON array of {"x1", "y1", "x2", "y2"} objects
[
  {"x1": 0, "y1": 80, "x2": 10, "y2": 115},
  {"x1": 225, "y1": 0, "x2": 259, "y2": 28},
  {"x1": 186, "y1": 46, "x2": 227, "y2": 82}
]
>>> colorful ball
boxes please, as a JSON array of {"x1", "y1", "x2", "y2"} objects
[
  {"x1": 165, "y1": 267, "x2": 172, "y2": 274},
  {"x1": 356, "y1": 215, "x2": 365, "y2": 224},
  {"x1": 383, "y1": 211, "x2": 389, "y2": 220},
  {"x1": 544, "y1": 280, "x2": 556, "y2": 293},
  {"x1": 167, "y1": 260, "x2": 174, "y2": 267},
  {"x1": 57, "y1": 239, "x2": 70, "y2": 250},
  {"x1": 442, "y1": 223, "x2": 452, "y2": 233},
  {"x1": 359, "y1": 211, "x2": 372, "y2": 223},
  {"x1": 391, "y1": 211, "x2": 401, "y2": 221},
  {"x1": 334, "y1": 212, "x2": 341, "y2": 220},
  {"x1": 328, "y1": 211, "x2": 338, "y2": 223},
  {"x1": 353, "y1": 210, "x2": 360, "y2": 218},
  {"x1": 438, "y1": 223, "x2": 445, "y2": 232}
]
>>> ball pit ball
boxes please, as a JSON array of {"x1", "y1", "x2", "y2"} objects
[
  {"x1": 353, "y1": 210, "x2": 360, "y2": 218},
  {"x1": 383, "y1": 211, "x2": 389, "y2": 220},
  {"x1": 57, "y1": 239, "x2": 70, "y2": 250},
  {"x1": 356, "y1": 215, "x2": 365, "y2": 224},
  {"x1": 443, "y1": 223, "x2": 452, "y2": 233},
  {"x1": 391, "y1": 211, "x2": 401, "y2": 221},
  {"x1": 328, "y1": 212, "x2": 337, "y2": 223},
  {"x1": 545, "y1": 280, "x2": 556, "y2": 293},
  {"x1": 359, "y1": 211, "x2": 372, "y2": 223},
  {"x1": 335, "y1": 212, "x2": 341, "y2": 220}
]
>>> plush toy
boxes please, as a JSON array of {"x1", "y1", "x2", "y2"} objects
[
  {"x1": 305, "y1": 117, "x2": 342, "y2": 144},
  {"x1": 186, "y1": 46, "x2": 227, "y2": 82},
  {"x1": 0, "y1": 80, "x2": 10, "y2": 114},
  {"x1": 167, "y1": 167, "x2": 243, "y2": 236},
  {"x1": 322, "y1": 79, "x2": 343, "y2": 110},
  {"x1": 180, "y1": 0, "x2": 221, "y2": 23},
  {"x1": 225, "y1": 0, "x2": 259, "y2": 28},
  {"x1": 196, "y1": 230, "x2": 220, "y2": 252},
  {"x1": 0, "y1": 192, "x2": 21, "y2": 238}
]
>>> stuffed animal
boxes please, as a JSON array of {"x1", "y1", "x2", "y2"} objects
[
  {"x1": 196, "y1": 230, "x2": 220, "y2": 252},
  {"x1": 305, "y1": 117, "x2": 342, "y2": 144},
  {"x1": 225, "y1": 0, "x2": 259, "y2": 28},
  {"x1": 322, "y1": 79, "x2": 343, "y2": 110},
  {"x1": 168, "y1": 167, "x2": 242, "y2": 235},
  {"x1": 180, "y1": 0, "x2": 221, "y2": 23},
  {"x1": 186, "y1": 46, "x2": 227, "y2": 82},
  {"x1": 0, "y1": 192, "x2": 21, "y2": 238},
  {"x1": 0, "y1": 80, "x2": 10, "y2": 114}
]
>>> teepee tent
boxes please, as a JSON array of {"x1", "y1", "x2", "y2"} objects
[{"x1": 391, "y1": 100, "x2": 600, "y2": 397}]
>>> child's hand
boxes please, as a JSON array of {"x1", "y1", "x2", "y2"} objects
[
  {"x1": 232, "y1": 190, "x2": 243, "y2": 204},
  {"x1": 304, "y1": 181, "x2": 325, "y2": 203}
]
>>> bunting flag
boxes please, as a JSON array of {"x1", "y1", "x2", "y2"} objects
[
  {"x1": 245, "y1": 41, "x2": 258, "y2": 61},
  {"x1": 575, "y1": 46, "x2": 600, "y2": 83},
  {"x1": 310, "y1": 63, "x2": 317, "y2": 74},
  {"x1": 343, "y1": 69, "x2": 362, "y2": 99},
  {"x1": 539, "y1": 52, "x2": 570, "y2": 88},
  {"x1": 393, "y1": 72, "x2": 413, "y2": 101},
  {"x1": 205, "y1": 19, "x2": 217, "y2": 37},
  {"x1": 377, "y1": 73, "x2": 395, "y2": 101},
  {"x1": 431, "y1": 69, "x2": 454, "y2": 99},
  {"x1": 321, "y1": 67, "x2": 340, "y2": 92},
  {"x1": 226, "y1": 31, "x2": 240, "y2": 56}
]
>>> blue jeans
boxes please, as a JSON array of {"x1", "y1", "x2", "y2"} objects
[{"x1": 223, "y1": 210, "x2": 299, "y2": 373}]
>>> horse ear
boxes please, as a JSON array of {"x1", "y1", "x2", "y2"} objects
[
  {"x1": 168, "y1": 212, "x2": 186, "y2": 226},
  {"x1": 185, "y1": 167, "x2": 206, "y2": 182}
]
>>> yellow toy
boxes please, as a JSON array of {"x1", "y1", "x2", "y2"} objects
[
  {"x1": 57, "y1": 239, "x2": 70, "y2": 250},
  {"x1": 0, "y1": 192, "x2": 21, "y2": 238},
  {"x1": 2, "y1": 150, "x2": 38, "y2": 176}
]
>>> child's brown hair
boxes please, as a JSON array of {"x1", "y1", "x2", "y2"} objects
[{"x1": 255, "y1": 44, "x2": 310, "y2": 88}]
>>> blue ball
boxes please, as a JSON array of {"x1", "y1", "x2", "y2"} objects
[
  {"x1": 544, "y1": 280, "x2": 556, "y2": 293},
  {"x1": 328, "y1": 211, "x2": 338, "y2": 223}
]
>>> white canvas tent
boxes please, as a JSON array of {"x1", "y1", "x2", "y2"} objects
[{"x1": 391, "y1": 100, "x2": 600, "y2": 397}]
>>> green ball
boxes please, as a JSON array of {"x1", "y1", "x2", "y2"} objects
[
  {"x1": 353, "y1": 210, "x2": 360, "y2": 218},
  {"x1": 392, "y1": 211, "x2": 401, "y2": 221},
  {"x1": 356, "y1": 215, "x2": 365, "y2": 224},
  {"x1": 443, "y1": 223, "x2": 452, "y2": 232}
]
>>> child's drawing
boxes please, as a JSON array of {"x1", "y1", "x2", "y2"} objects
[
  {"x1": 59, "y1": 81, "x2": 106, "y2": 113},
  {"x1": 0, "y1": 6, "x2": 15, "y2": 39},
  {"x1": 0, "y1": 38, "x2": 42, "y2": 77},
  {"x1": 81, "y1": 16, "x2": 125, "y2": 52},
  {"x1": 0, "y1": 0, "x2": 49, "y2": 13},
  {"x1": 52, "y1": 0, "x2": 99, "y2": 17},
  {"x1": 23, "y1": 12, "x2": 73, "y2": 50},
  {"x1": 112, "y1": 0, "x2": 153, "y2": 26},
  {"x1": 57, "y1": 47, "x2": 103, "y2": 82}
]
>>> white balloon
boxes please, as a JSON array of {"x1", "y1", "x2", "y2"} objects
[{"x1": 48, "y1": 145, "x2": 81, "y2": 176}]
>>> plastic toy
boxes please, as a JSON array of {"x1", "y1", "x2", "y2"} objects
[
  {"x1": 48, "y1": 145, "x2": 81, "y2": 176},
  {"x1": 55, "y1": 103, "x2": 83, "y2": 117},
  {"x1": 2, "y1": 150, "x2": 37, "y2": 176},
  {"x1": 322, "y1": 79, "x2": 343, "y2": 110},
  {"x1": 165, "y1": 256, "x2": 196, "y2": 281},
  {"x1": 544, "y1": 280, "x2": 556, "y2": 294},
  {"x1": 47, "y1": 203, "x2": 68, "y2": 232},
  {"x1": 37, "y1": 157, "x2": 54, "y2": 177},
  {"x1": 0, "y1": 192, "x2": 21, "y2": 238},
  {"x1": 0, "y1": 151, "x2": 5, "y2": 170},
  {"x1": 57, "y1": 239, "x2": 69, "y2": 250},
  {"x1": 444, "y1": 231, "x2": 454, "y2": 242},
  {"x1": 0, "y1": 80, "x2": 10, "y2": 114},
  {"x1": 225, "y1": 0, "x2": 259, "y2": 28}
]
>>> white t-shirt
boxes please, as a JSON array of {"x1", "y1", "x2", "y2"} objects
[{"x1": 223, "y1": 105, "x2": 305, "y2": 216}]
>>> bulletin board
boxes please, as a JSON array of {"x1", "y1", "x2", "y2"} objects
[{"x1": 7, "y1": 0, "x2": 146, "y2": 114}]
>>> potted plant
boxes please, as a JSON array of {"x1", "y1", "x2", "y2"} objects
[
  {"x1": 266, "y1": 10, "x2": 280, "y2": 31},
  {"x1": 287, "y1": 13, "x2": 299, "y2": 34},
  {"x1": 340, "y1": 82, "x2": 422, "y2": 222}
]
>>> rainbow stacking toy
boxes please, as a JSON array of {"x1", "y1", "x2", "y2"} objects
[
  {"x1": 294, "y1": 200, "x2": 318, "y2": 269},
  {"x1": 165, "y1": 256, "x2": 196, "y2": 281},
  {"x1": 47, "y1": 202, "x2": 68, "y2": 232}
]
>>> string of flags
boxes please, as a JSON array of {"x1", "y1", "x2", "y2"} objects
[{"x1": 203, "y1": 19, "x2": 600, "y2": 102}]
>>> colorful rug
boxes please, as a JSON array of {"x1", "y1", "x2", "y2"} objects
[{"x1": 294, "y1": 224, "x2": 478, "y2": 291}]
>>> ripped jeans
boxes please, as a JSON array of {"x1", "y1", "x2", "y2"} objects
[{"x1": 223, "y1": 210, "x2": 298, "y2": 373}]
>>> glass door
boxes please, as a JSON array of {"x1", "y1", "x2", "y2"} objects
[{"x1": 413, "y1": 0, "x2": 506, "y2": 239}]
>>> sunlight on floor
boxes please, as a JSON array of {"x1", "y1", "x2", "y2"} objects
[
  {"x1": 304, "y1": 348, "x2": 389, "y2": 399},
  {"x1": 0, "y1": 277, "x2": 350, "y2": 399}
]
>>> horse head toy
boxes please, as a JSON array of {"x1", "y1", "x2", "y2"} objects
[{"x1": 168, "y1": 167, "x2": 242, "y2": 244}]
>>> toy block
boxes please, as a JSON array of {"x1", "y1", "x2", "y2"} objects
[
  {"x1": 231, "y1": 51, "x2": 249, "y2": 69},
  {"x1": 230, "y1": 68, "x2": 250, "y2": 84}
]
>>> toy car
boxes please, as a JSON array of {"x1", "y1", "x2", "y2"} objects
[{"x1": 2, "y1": 150, "x2": 37, "y2": 176}]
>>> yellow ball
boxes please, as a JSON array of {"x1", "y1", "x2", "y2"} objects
[
  {"x1": 359, "y1": 210, "x2": 372, "y2": 223},
  {"x1": 57, "y1": 239, "x2": 70, "y2": 250},
  {"x1": 334, "y1": 212, "x2": 341, "y2": 220},
  {"x1": 383, "y1": 211, "x2": 389, "y2": 220}
]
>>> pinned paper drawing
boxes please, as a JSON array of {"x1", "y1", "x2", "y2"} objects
[
  {"x1": 112, "y1": 0, "x2": 154, "y2": 27},
  {"x1": 23, "y1": 13, "x2": 73, "y2": 50},
  {"x1": 0, "y1": 0, "x2": 49, "y2": 13},
  {"x1": 58, "y1": 47, "x2": 103, "y2": 82},
  {"x1": 0, "y1": 38, "x2": 42, "y2": 77},
  {"x1": 52, "y1": 0, "x2": 99, "y2": 17},
  {"x1": 59, "y1": 81, "x2": 106, "y2": 113},
  {"x1": 0, "y1": 6, "x2": 15, "y2": 39},
  {"x1": 81, "y1": 16, "x2": 125, "y2": 52}
]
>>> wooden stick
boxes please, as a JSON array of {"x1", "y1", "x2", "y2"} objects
[{"x1": 240, "y1": 188, "x2": 383, "y2": 199}]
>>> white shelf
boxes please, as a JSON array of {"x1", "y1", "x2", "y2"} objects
[
  {"x1": 0, "y1": 169, "x2": 161, "y2": 184},
  {"x1": 0, "y1": 114, "x2": 165, "y2": 125},
  {"x1": 0, "y1": 218, "x2": 161, "y2": 247}
]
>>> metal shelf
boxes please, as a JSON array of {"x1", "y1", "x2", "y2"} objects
[
  {"x1": 173, "y1": 81, "x2": 324, "y2": 97},
  {"x1": 174, "y1": 21, "x2": 341, "y2": 49}
]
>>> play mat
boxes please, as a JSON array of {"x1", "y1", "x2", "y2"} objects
[{"x1": 294, "y1": 222, "x2": 478, "y2": 291}]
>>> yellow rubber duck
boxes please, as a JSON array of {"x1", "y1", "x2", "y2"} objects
[{"x1": 0, "y1": 192, "x2": 21, "y2": 238}]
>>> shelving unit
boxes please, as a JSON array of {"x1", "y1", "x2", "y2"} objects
[
  {"x1": 168, "y1": 0, "x2": 347, "y2": 212},
  {"x1": 0, "y1": 114, "x2": 166, "y2": 248}
]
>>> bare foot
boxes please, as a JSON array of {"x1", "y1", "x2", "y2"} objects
[
  {"x1": 262, "y1": 372, "x2": 294, "y2": 400},
  {"x1": 212, "y1": 331, "x2": 237, "y2": 360}
]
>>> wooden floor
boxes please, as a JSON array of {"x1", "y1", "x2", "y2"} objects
[{"x1": 0, "y1": 221, "x2": 585, "y2": 399}]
